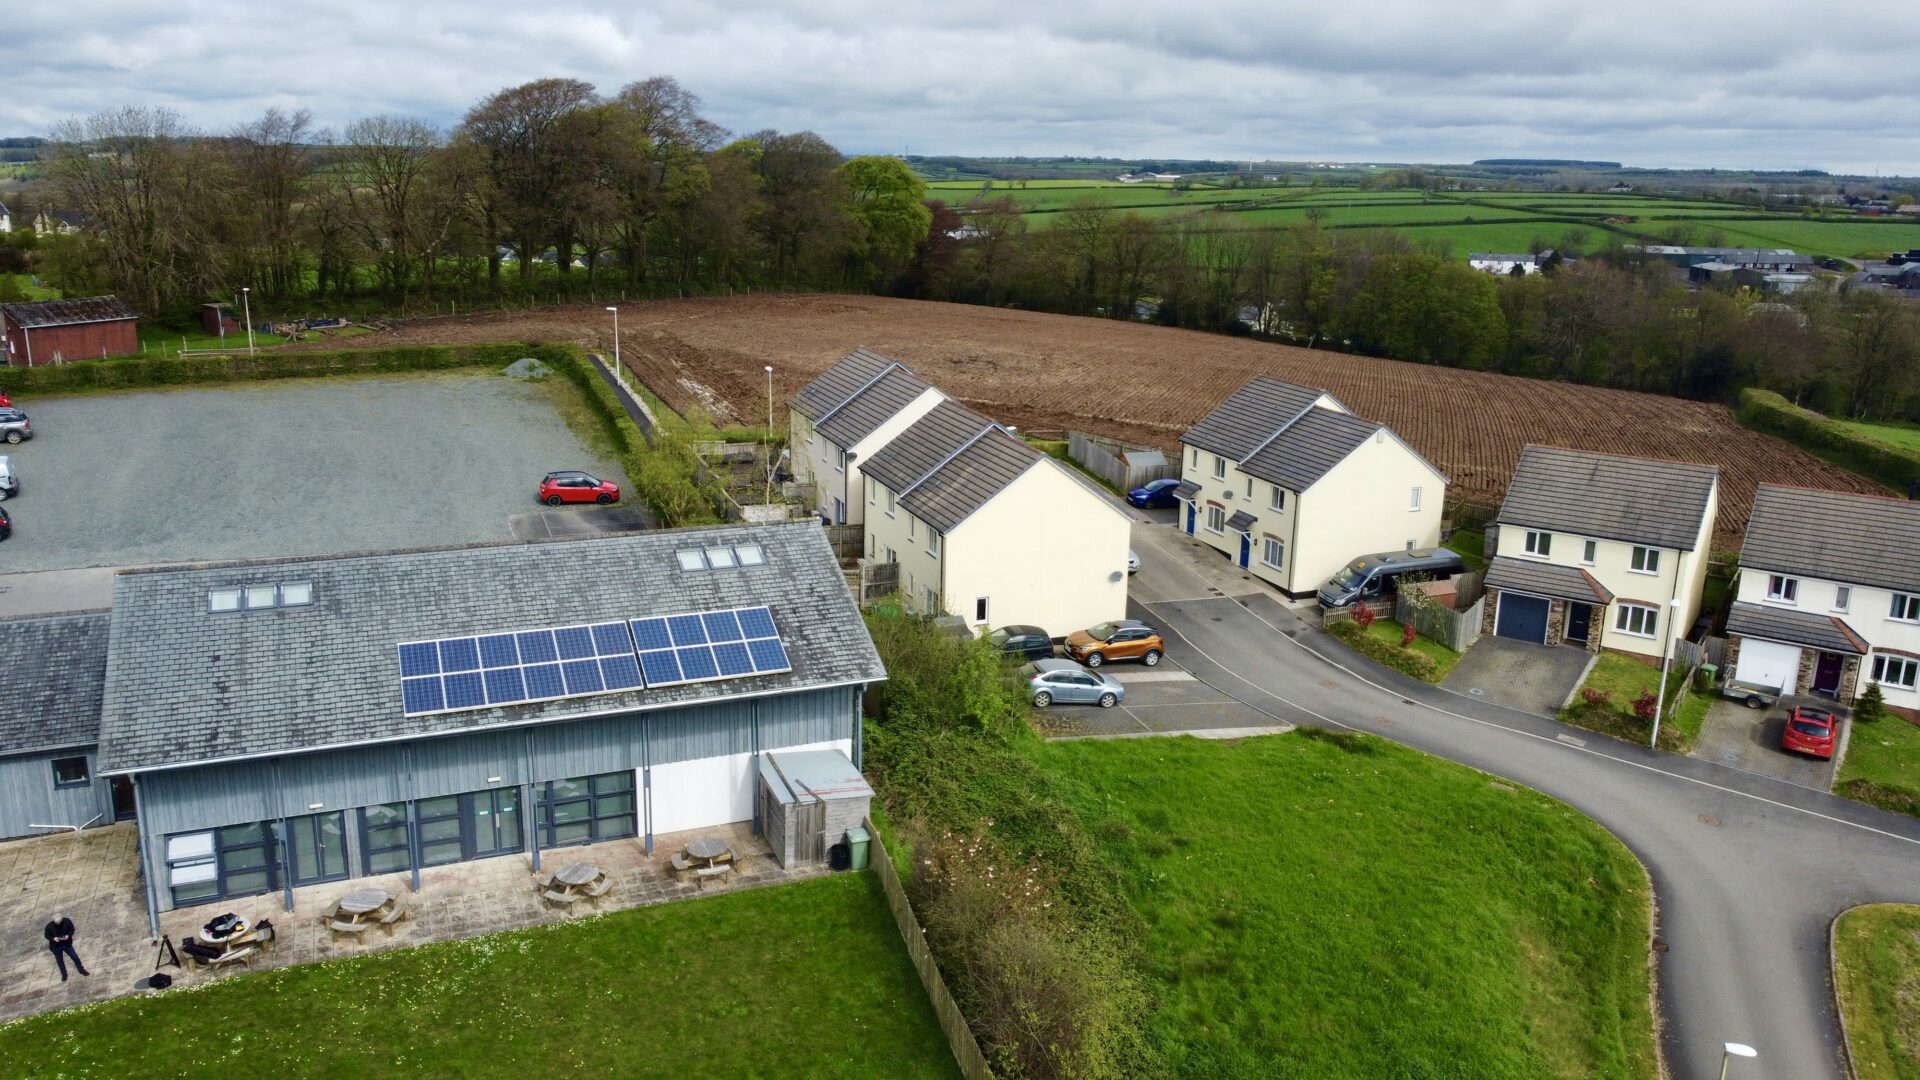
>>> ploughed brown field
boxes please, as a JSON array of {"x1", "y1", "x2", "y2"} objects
[{"x1": 351, "y1": 293, "x2": 1886, "y2": 548}]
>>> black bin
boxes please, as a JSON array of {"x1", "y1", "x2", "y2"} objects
[{"x1": 828, "y1": 841, "x2": 851, "y2": 871}]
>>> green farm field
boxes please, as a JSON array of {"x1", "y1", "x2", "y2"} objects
[{"x1": 1835, "y1": 419, "x2": 1920, "y2": 453}]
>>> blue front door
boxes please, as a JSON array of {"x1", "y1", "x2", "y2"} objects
[
  {"x1": 1238, "y1": 532, "x2": 1251, "y2": 568},
  {"x1": 1185, "y1": 502, "x2": 1197, "y2": 535}
]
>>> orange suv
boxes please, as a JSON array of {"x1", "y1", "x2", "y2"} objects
[{"x1": 1064, "y1": 620, "x2": 1164, "y2": 668}]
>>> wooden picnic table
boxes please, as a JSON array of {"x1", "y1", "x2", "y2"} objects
[
  {"x1": 686, "y1": 837, "x2": 731, "y2": 864},
  {"x1": 337, "y1": 889, "x2": 392, "y2": 920},
  {"x1": 553, "y1": 861, "x2": 601, "y2": 888}
]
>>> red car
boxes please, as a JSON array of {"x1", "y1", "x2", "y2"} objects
[
  {"x1": 1781, "y1": 706, "x2": 1837, "y2": 759},
  {"x1": 538, "y1": 471, "x2": 620, "y2": 506}
]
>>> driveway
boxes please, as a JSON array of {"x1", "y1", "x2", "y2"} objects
[
  {"x1": 1034, "y1": 662, "x2": 1291, "y2": 740},
  {"x1": 1441, "y1": 636, "x2": 1596, "y2": 718},
  {"x1": 1694, "y1": 698, "x2": 1840, "y2": 790}
]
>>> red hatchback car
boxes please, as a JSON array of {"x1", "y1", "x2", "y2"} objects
[
  {"x1": 1781, "y1": 706, "x2": 1837, "y2": 759},
  {"x1": 538, "y1": 471, "x2": 620, "y2": 506}
]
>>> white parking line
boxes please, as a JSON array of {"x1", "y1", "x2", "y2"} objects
[{"x1": 1106, "y1": 669, "x2": 1197, "y2": 684}]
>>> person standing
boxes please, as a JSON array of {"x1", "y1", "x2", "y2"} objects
[{"x1": 44, "y1": 913, "x2": 88, "y2": 981}]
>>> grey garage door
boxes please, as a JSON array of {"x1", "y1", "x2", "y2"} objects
[{"x1": 1495, "y1": 593, "x2": 1550, "y2": 644}]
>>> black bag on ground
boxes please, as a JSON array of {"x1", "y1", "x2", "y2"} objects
[
  {"x1": 203, "y1": 913, "x2": 243, "y2": 938},
  {"x1": 147, "y1": 973, "x2": 173, "y2": 990},
  {"x1": 182, "y1": 939, "x2": 222, "y2": 962}
]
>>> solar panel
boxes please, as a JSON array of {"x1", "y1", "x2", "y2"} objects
[
  {"x1": 398, "y1": 619, "x2": 637, "y2": 717},
  {"x1": 631, "y1": 605, "x2": 792, "y2": 688}
]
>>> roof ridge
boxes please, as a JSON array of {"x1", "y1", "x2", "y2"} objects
[
  {"x1": 1756, "y1": 482, "x2": 1915, "y2": 507},
  {"x1": 899, "y1": 420, "x2": 1003, "y2": 497},
  {"x1": 1520, "y1": 442, "x2": 1720, "y2": 476},
  {"x1": 814, "y1": 360, "x2": 903, "y2": 424}
]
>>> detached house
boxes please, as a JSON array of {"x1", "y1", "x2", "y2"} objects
[
  {"x1": 788, "y1": 348, "x2": 946, "y2": 526},
  {"x1": 860, "y1": 399, "x2": 1131, "y2": 634},
  {"x1": 1485, "y1": 446, "x2": 1719, "y2": 659},
  {"x1": 1172, "y1": 376, "x2": 1447, "y2": 598},
  {"x1": 1729, "y1": 485, "x2": 1920, "y2": 710}
]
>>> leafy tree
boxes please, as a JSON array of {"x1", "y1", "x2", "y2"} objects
[{"x1": 841, "y1": 155, "x2": 931, "y2": 265}]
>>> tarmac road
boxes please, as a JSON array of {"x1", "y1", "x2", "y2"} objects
[{"x1": 1127, "y1": 518, "x2": 1920, "y2": 1080}]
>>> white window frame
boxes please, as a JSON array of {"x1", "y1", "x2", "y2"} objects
[
  {"x1": 1630, "y1": 547, "x2": 1660, "y2": 575},
  {"x1": 1614, "y1": 603, "x2": 1659, "y2": 639},
  {"x1": 867, "y1": 479, "x2": 875, "y2": 505},
  {"x1": 1892, "y1": 593, "x2": 1920, "y2": 622},
  {"x1": 1205, "y1": 505, "x2": 1225, "y2": 534},
  {"x1": 1872, "y1": 654, "x2": 1919, "y2": 689},
  {"x1": 1212, "y1": 455, "x2": 1226, "y2": 480},
  {"x1": 1767, "y1": 575, "x2": 1799, "y2": 604},
  {"x1": 1262, "y1": 537, "x2": 1284, "y2": 569},
  {"x1": 1524, "y1": 531, "x2": 1551, "y2": 557},
  {"x1": 1834, "y1": 585, "x2": 1851, "y2": 613},
  {"x1": 1409, "y1": 486, "x2": 1422, "y2": 511},
  {"x1": 885, "y1": 488, "x2": 896, "y2": 517},
  {"x1": 1581, "y1": 540, "x2": 1597, "y2": 566},
  {"x1": 928, "y1": 530, "x2": 940, "y2": 558},
  {"x1": 1189, "y1": 447, "x2": 1197, "y2": 469},
  {"x1": 1269, "y1": 485, "x2": 1285, "y2": 512},
  {"x1": 835, "y1": 447, "x2": 847, "y2": 473},
  {"x1": 908, "y1": 515, "x2": 916, "y2": 542}
]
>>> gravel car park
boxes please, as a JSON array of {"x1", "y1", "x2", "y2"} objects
[{"x1": 0, "y1": 372, "x2": 629, "y2": 574}]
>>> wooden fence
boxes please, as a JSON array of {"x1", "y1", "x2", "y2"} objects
[
  {"x1": 860, "y1": 560, "x2": 901, "y2": 603},
  {"x1": 866, "y1": 823, "x2": 994, "y2": 1080},
  {"x1": 1397, "y1": 579, "x2": 1486, "y2": 654},
  {"x1": 823, "y1": 524, "x2": 864, "y2": 561},
  {"x1": 1067, "y1": 430, "x2": 1176, "y2": 492}
]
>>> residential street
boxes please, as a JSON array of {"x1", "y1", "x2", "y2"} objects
[{"x1": 1127, "y1": 518, "x2": 1920, "y2": 1080}]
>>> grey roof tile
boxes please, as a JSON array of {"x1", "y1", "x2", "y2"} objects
[
  {"x1": 0, "y1": 612, "x2": 109, "y2": 756},
  {"x1": 901, "y1": 429, "x2": 1041, "y2": 533},
  {"x1": 1485, "y1": 557, "x2": 1615, "y2": 604},
  {"x1": 816, "y1": 366, "x2": 933, "y2": 449},
  {"x1": 1179, "y1": 376, "x2": 1326, "y2": 460},
  {"x1": 1725, "y1": 601, "x2": 1866, "y2": 656},
  {"x1": 789, "y1": 347, "x2": 898, "y2": 421},
  {"x1": 1495, "y1": 445, "x2": 1718, "y2": 552},
  {"x1": 1240, "y1": 407, "x2": 1382, "y2": 492},
  {"x1": 1740, "y1": 485, "x2": 1920, "y2": 594},
  {"x1": 858, "y1": 399, "x2": 996, "y2": 495},
  {"x1": 97, "y1": 523, "x2": 885, "y2": 774}
]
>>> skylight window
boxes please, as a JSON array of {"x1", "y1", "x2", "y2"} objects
[
  {"x1": 676, "y1": 544, "x2": 768, "y2": 571},
  {"x1": 704, "y1": 545, "x2": 737, "y2": 568},
  {"x1": 209, "y1": 582, "x2": 314, "y2": 613},
  {"x1": 676, "y1": 550, "x2": 707, "y2": 571},
  {"x1": 207, "y1": 588, "x2": 243, "y2": 613}
]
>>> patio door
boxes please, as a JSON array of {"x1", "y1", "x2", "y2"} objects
[
  {"x1": 288, "y1": 811, "x2": 348, "y2": 886},
  {"x1": 469, "y1": 787, "x2": 521, "y2": 859}
]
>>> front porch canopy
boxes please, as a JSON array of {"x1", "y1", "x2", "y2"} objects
[
  {"x1": 1484, "y1": 557, "x2": 1615, "y2": 605},
  {"x1": 1726, "y1": 602, "x2": 1866, "y2": 656}
]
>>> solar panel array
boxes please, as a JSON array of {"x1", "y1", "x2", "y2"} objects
[{"x1": 397, "y1": 605, "x2": 790, "y2": 716}]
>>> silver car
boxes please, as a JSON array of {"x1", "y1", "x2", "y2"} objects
[
  {"x1": 0, "y1": 409, "x2": 28, "y2": 445},
  {"x1": 0, "y1": 455, "x2": 14, "y2": 499},
  {"x1": 1023, "y1": 658, "x2": 1126, "y2": 708}
]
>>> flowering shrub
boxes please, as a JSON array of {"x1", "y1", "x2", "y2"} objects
[
  {"x1": 1632, "y1": 692, "x2": 1659, "y2": 720},
  {"x1": 1580, "y1": 688, "x2": 1612, "y2": 708}
]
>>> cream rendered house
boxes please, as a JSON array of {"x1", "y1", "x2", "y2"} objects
[
  {"x1": 1484, "y1": 446, "x2": 1719, "y2": 660},
  {"x1": 787, "y1": 348, "x2": 945, "y2": 526},
  {"x1": 1173, "y1": 376, "x2": 1447, "y2": 598},
  {"x1": 1726, "y1": 485, "x2": 1920, "y2": 710},
  {"x1": 859, "y1": 399, "x2": 1131, "y2": 635}
]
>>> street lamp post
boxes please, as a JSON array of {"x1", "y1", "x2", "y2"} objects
[
  {"x1": 604, "y1": 307, "x2": 621, "y2": 392},
  {"x1": 764, "y1": 365, "x2": 774, "y2": 504},
  {"x1": 1649, "y1": 596, "x2": 1686, "y2": 750},
  {"x1": 1718, "y1": 1041, "x2": 1757, "y2": 1080},
  {"x1": 241, "y1": 287, "x2": 256, "y2": 357}
]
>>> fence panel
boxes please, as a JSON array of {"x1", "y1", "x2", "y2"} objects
[
  {"x1": 822, "y1": 524, "x2": 863, "y2": 561},
  {"x1": 860, "y1": 561, "x2": 901, "y2": 603},
  {"x1": 1068, "y1": 430, "x2": 1176, "y2": 491},
  {"x1": 867, "y1": 823, "x2": 995, "y2": 1080}
]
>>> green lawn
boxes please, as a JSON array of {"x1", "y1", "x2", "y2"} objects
[
  {"x1": 0, "y1": 874, "x2": 958, "y2": 1080},
  {"x1": 1837, "y1": 714, "x2": 1920, "y2": 816},
  {"x1": 1032, "y1": 734, "x2": 1656, "y2": 1080},
  {"x1": 1832, "y1": 904, "x2": 1920, "y2": 1079},
  {"x1": 1361, "y1": 619, "x2": 1463, "y2": 682},
  {"x1": 0, "y1": 273, "x2": 58, "y2": 300},
  {"x1": 1445, "y1": 527, "x2": 1488, "y2": 572},
  {"x1": 1560, "y1": 651, "x2": 1703, "y2": 753},
  {"x1": 1837, "y1": 419, "x2": 1920, "y2": 454}
]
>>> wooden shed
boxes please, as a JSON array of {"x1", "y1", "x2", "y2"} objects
[{"x1": 2, "y1": 296, "x2": 140, "y2": 366}]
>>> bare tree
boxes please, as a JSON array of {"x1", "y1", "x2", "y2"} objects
[
  {"x1": 338, "y1": 115, "x2": 441, "y2": 302},
  {"x1": 225, "y1": 107, "x2": 316, "y2": 300}
]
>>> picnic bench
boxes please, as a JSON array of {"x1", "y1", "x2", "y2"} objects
[
  {"x1": 538, "y1": 860, "x2": 608, "y2": 910},
  {"x1": 327, "y1": 888, "x2": 394, "y2": 940},
  {"x1": 694, "y1": 863, "x2": 732, "y2": 888}
]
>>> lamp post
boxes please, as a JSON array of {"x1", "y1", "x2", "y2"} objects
[
  {"x1": 764, "y1": 365, "x2": 774, "y2": 504},
  {"x1": 1718, "y1": 1041, "x2": 1757, "y2": 1080},
  {"x1": 240, "y1": 287, "x2": 255, "y2": 356},
  {"x1": 604, "y1": 306, "x2": 621, "y2": 392},
  {"x1": 1649, "y1": 596, "x2": 1686, "y2": 749}
]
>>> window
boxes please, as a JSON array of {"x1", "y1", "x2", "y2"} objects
[
  {"x1": 974, "y1": 597, "x2": 989, "y2": 623},
  {"x1": 1614, "y1": 603, "x2": 1659, "y2": 638},
  {"x1": 280, "y1": 581, "x2": 314, "y2": 606},
  {"x1": 925, "y1": 586, "x2": 940, "y2": 614},
  {"x1": 1206, "y1": 505, "x2": 1225, "y2": 533},
  {"x1": 1262, "y1": 537, "x2": 1284, "y2": 569},
  {"x1": 165, "y1": 832, "x2": 219, "y2": 906},
  {"x1": 677, "y1": 545, "x2": 766, "y2": 571},
  {"x1": 1582, "y1": 540, "x2": 1597, "y2": 565},
  {"x1": 361, "y1": 803, "x2": 413, "y2": 875},
  {"x1": 1767, "y1": 575, "x2": 1799, "y2": 603},
  {"x1": 1893, "y1": 593, "x2": 1920, "y2": 622},
  {"x1": 166, "y1": 823, "x2": 276, "y2": 907},
  {"x1": 207, "y1": 588, "x2": 242, "y2": 612},
  {"x1": 885, "y1": 489, "x2": 896, "y2": 516},
  {"x1": 885, "y1": 547, "x2": 896, "y2": 564},
  {"x1": 244, "y1": 584, "x2": 277, "y2": 609},
  {"x1": 908, "y1": 515, "x2": 916, "y2": 542},
  {"x1": 1189, "y1": 447, "x2": 1197, "y2": 469},
  {"x1": 1409, "y1": 486, "x2": 1422, "y2": 511},
  {"x1": 1245, "y1": 478, "x2": 1253, "y2": 498},
  {"x1": 1631, "y1": 547, "x2": 1660, "y2": 574},
  {"x1": 734, "y1": 544, "x2": 765, "y2": 566},
  {"x1": 835, "y1": 448, "x2": 847, "y2": 473},
  {"x1": 928, "y1": 530, "x2": 940, "y2": 557},
  {"x1": 1873, "y1": 655, "x2": 1919, "y2": 689},
  {"x1": 539, "y1": 772, "x2": 636, "y2": 848},
  {"x1": 1524, "y1": 531, "x2": 1551, "y2": 557},
  {"x1": 1212, "y1": 455, "x2": 1226, "y2": 479},
  {"x1": 50, "y1": 756, "x2": 89, "y2": 788},
  {"x1": 704, "y1": 545, "x2": 737, "y2": 569},
  {"x1": 1835, "y1": 586, "x2": 1851, "y2": 613},
  {"x1": 208, "y1": 582, "x2": 312, "y2": 612},
  {"x1": 1270, "y1": 486, "x2": 1285, "y2": 511},
  {"x1": 867, "y1": 481, "x2": 875, "y2": 505}
]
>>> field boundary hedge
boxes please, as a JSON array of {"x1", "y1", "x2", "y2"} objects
[{"x1": 1737, "y1": 388, "x2": 1916, "y2": 495}]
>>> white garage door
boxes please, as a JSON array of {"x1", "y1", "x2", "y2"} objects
[{"x1": 1735, "y1": 639, "x2": 1801, "y2": 697}]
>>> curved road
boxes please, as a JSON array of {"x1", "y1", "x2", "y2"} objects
[{"x1": 1127, "y1": 520, "x2": 1920, "y2": 1080}]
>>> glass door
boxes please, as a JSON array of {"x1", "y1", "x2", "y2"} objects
[
  {"x1": 416, "y1": 795, "x2": 466, "y2": 867},
  {"x1": 288, "y1": 811, "x2": 348, "y2": 886},
  {"x1": 470, "y1": 788, "x2": 522, "y2": 858}
]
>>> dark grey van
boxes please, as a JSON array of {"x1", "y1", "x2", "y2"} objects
[{"x1": 1317, "y1": 548, "x2": 1465, "y2": 609}]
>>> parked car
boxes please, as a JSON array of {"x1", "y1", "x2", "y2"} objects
[
  {"x1": 1064, "y1": 619, "x2": 1163, "y2": 667},
  {"x1": 988, "y1": 625, "x2": 1055, "y2": 661},
  {"x1": 1022, "y1": 658, "x2": 1125, "y2": 708},
  {"x1": 1317, "y1": 548, "x2": 1465, "y2": 609},
  {"x1": 1128, "y1": 549, "x2": 1139, "y2": 575},
  {"x1": 537, "y1": 470, "x2": 620, "y2": 505},
  {"x1": 0, "y1": 455, "x2": 15, "y2": 499},
  {"x1": 1780, "y1": 705, "x2": 1837, "y2": 759},
  {"x1": 0, "y1": 409, "x2": 30, "y2": 445},
  {"x1": 0, "y1": 504, "x2": 10, "y2": 540},
  {"x1": 0, "y1": 389, "x2": 11, "y2": 408},
  {"x1": 1127, "y1": 477, "x2": 1183, "y2": 509}
]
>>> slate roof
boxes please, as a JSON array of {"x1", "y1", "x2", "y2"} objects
[
  {"x1": 1725, "y1": 602, "x2": 1866, "y2": 656},
  {"x1": 1485, "y1": 557, "x2": 1615, "y2": 605},
  {"x1": 0, "y1": 612, "x2": 110, "y2": 757},
  {"x1": 1240, "y1": 407, "x2": 1387, "y2": 492},
  {"x1": 815, "y1": 365, "x2": 935, "y2": 449},
  {"x1": 900, "y1": 428, "x2": 1041, "y2": 533},
  {"x1": 789, "y1": 347, "x2": 899, "y2": 422},
  {"x1": 1, "y1": 296, "x2": 138, "y2": 330},
  {"x1": 1179, "y1": 376, "x2": 1328, "y2": 460},
  {"x1": 859, "y1": 399, "x2": 996, "y2": 495},
  {"x1": 1740, "y1": 485, "x2": 1920, "y2": 595},
  {"x1": 97, "y1": 523, "x2": 885, "y2": 774},
  {"x1": 1495, "y1": 446, "x2": 1718, "y2": 552}
]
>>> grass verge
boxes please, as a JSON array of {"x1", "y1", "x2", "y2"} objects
[
  {"x1": 1559, "y1": 652, "x2": 1702, "y2": 753},
  {"x1": 1325, "y1": 617, "x2": 1453, "y2": 682},
  {"x1": 1363, "y1": 619, "x2": 1462, "y2": 681},
  {"x1": 1832, "y1": 904, "x2": 1920, "y2": 1079},
  {"x1": 1034, "y1": 734, "x2": 1657, "y2": 1079},
  {"x1": 0, "y1": 874, "x2": 958, "y2": 1079},
  {"x1": 1837, "y1": 715, "x2": 1920, "y2": 817}
]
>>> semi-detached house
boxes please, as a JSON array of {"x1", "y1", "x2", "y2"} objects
[
  {"x1": 1728, "y1": 485, "x2": 1920, "y2": 711},
  {"x1": 1173, "y1": 376, "x2": 1447, "y2": 598},
  {"x1": 1485, "y1": 446, "x2": 1719, "y2": 660},
  {"x1": 788, "y1": 348, "x2": 946, "y2": 526}
]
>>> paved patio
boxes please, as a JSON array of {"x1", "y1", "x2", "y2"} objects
[{"x1": 0, "y1": 819, "x2": 821, "y2": 1023}]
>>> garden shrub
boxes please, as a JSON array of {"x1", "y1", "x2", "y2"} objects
[
  {"x1": 1581, "y1": 688, "x2": 1613, "y2": 708},
  {"x1": 1856, "y1": 682, "x2": 1887, "y2": 724},
  {"x1": 1325, "y1": 618, "x2": 1439, "y2": 682}
]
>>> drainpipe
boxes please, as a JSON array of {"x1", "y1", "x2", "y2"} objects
[
  {"x1": 272, "y1": 760, "x2": 293, "y2": 913},
  {"x1": 641, "y1": 717, "x2": 654, "y2": 855},
  {"x1": 852, "y1": 685, "x2": 866, "y2": 770},
  {"x1": 750, "y1": 701, "x2": 763, "y2": 836},
  {"x1": 403, "y1": 741, "x2": 421, "y2": 893},
  {"x1": 131, "y1": 775, "x2": 160, "y2": 940},
  {"x1": 1287, "y1": 490, "x2": 1303, "y2": 598},
  {"x1": 522, "y1": 729, "x2": 539, "y2": 873}
]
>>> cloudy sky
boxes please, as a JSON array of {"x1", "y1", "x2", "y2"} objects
[{"x1": 6, "y1": 1, "x2": 1919, "y2": 174}]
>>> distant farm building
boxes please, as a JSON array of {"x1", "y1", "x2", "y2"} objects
[
  {"x1": 2, "y1": 296, "x2": 140, "y2": 366},
  {"x1": 1634, "y1": 245, "x2": 1813, "y2": 273},
  {"x1": 1468, "y1": 252, "x2": 1548, "y2": 275}
]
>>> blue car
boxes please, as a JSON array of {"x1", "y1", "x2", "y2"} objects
[{"x1": 1128, "y1": 477, "x2": 1182, "y2": 508}]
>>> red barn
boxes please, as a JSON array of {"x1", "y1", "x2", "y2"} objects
[{"x1": 2, "y1": 296, "x2": 140, "y2": 366}]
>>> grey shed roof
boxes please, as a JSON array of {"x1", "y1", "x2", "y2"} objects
[
  {"x1": 1485, "y1": 557, "x2": 1615, "y2": 604},
  {"x1": 859, "y1": 399, "x2": 996, "y2": 495},
  {"x1": 789, "y1": 347, "x2": 900, "y2": 421},
  {"x1": 97, "y1": 523, "x2": 886, "y2": 774},
  {"x1": 1740, "y1": 485, "x2": 1920, "y2": 595},
  {"x1": 1179, "y1": 376, "x2": 1330, "y2": 460},
  {"x1": 1240, "y1": 407, "x2": 1387, "y2": 492},
  {"x1": 1725, "y1": 602, "x2": 1866, "y2": 656},
  {"x1": 764, "y1": 748, "x2": 872, "y2": 801},
  {"x1": 815, "y1": 365, "x2": 935, "y2": 449},
  {"x1": 1495, "y1": 445, "x2": 1718, "y2": 552},
  {"x1": 900, "y1": 428, "x2": 1042, "y2": 533},
  {"x1": 0, "y1": 612, "x2": 110, "y2": 757},
  {"x1": 1, "y1": 295, "x2": 138, "y2": 329}
]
